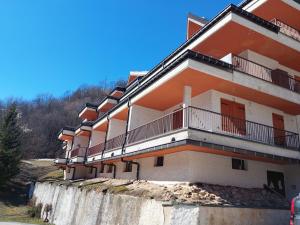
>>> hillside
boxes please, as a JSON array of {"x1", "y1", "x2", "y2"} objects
[
  {"x1": 0, "y1": 159, "x2": 59, "y2": 224},
  {"x1": 0, "y1": 80, "x2": 126, "y2": 159}
]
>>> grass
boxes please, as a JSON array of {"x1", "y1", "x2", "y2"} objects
[
  {"x1": 38, "y1": 170, "x2": 64, "y2": 182},
  {"x1": 110, "y1": 185, "x2": 129, "y2": 193},
  {"x1": 0, "y1": 216, "x2": 54, "y2": 224},
  {"x1": 0, "y1": 159, "x2": 60, "y2": 224}
]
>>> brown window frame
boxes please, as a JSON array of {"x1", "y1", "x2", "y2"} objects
[{"x1": 154, "y1": 156, "x2": 164, "y2": 167}]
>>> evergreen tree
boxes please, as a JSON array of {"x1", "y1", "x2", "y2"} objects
[{"x1": 0, "y1": 104, "x2": 22, "y2": 186}]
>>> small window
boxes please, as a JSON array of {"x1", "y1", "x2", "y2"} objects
[
  {"x1": 66, "y1": 167, "x2": 70, "y2": 173},
  {"x1": 99, "y1": 164, "x2": 105, "y2": 173},
  {"x1": 232, "y1": 158, "x2": 246, "y2": 170},
  {"x1": 155, "y1": 156, "x2": 164, "y2": 167},
  {"x1": 124, "y1": 161, "x2": 132, "y2": 172},
  {"x1": 89, "y1": 167, "x2": 93, "y2": 174},
  {"x1": 107, "y1": 165, "x2": 113, "y2": 173}
]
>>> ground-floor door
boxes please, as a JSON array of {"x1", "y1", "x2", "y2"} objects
[{"x1": 267, "y1": 170, "x2": 285, "y2": 196}]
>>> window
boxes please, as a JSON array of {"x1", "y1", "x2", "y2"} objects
[
  {"x1": 232, "y1": 158, "x2": 246, "y2": 170},
  {"x1": 154, "y1": 156, "x2": 164, "y2": 167},
  {"x1": 88, "y1": 167, "x2": 93, "y2": 174},
  {"x1": 124, "y1": 161, "x2": 132, "y2": 172},
  {"x1": 66, "y1": 167, "x2": 71, "y2": 173},
  {"x1": 107, "y1": 165, "x2": 113, "y2": 173}
]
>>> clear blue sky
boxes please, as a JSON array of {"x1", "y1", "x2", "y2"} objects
[{"x1": 0, "y1": 0, "x2": 240, "y2": 100}]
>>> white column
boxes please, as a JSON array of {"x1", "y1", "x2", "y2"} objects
[{"x1": 183, "y1": 86, "x2": 192, "y2": 127}]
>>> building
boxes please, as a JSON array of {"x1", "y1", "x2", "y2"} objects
[{"x1": 55, "y1": 0, "x2": 300, "y2": 200}]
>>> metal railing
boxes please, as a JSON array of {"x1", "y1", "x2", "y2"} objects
[
  {"x1": 125, "y1": 106, "x2": 299, "y2": 150},
  {"x1": 87, "y1": 143, "x2": 105, "y2": 156},
  {"x1": 232, "y1": 55, "x2": 300, "y2": 94},
  {"x1": 126, "y1": 108, "x2": 186, "y2": 144},
  {"x1": 187, "y1": 107, "x2": 299, "y2": 150},
  {"x1": 70, "y1": 147, "x2": 87, "y2": 158},
  {"x1": 87, "y1": 107, "x2": 299, "y2": 157},
  {"x1": 271, "y1": 18, "x2": 300, "y2": 42},
  {"x1": 105, "y1": 133, "x2": 126, "y2": 151}
]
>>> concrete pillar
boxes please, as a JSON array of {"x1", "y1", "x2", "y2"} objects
[{"x1": 183, "y1": 86, "x2": 192, "y2": 127}]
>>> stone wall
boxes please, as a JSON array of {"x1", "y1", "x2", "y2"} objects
[{"x1": 33, "y1": 182, "x2": 290, "y2": 225}]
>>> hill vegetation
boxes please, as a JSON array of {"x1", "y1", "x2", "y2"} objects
[{"x1": 0, "y1": 80, "x2": 126, "y2": 159}]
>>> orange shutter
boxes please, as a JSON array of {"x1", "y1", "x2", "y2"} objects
[
  {"x1": 221, "y1": 99, "x2": 246, "y2": 135},
  {"x1": 272, "y1": 113, "x2": 285, "y2": 146}
]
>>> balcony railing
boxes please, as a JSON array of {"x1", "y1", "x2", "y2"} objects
[
  {"x1": 126, "y1": 107, "x2": 299, "y2": 150},
  {"x1": 187, "y1": 107, "x2": 299, "y2": 150},
  {"x1": 105, "y1": 133, "x2": 126, "y2": 151},
  {"x1": 232, "y1": 55, "x2": 300, "y2": 94},
  {"x1": 70, "y1": 147, "x2": 86, "y2": 158},
  {"x1": 271, "y1": 18, "x2": 300, "y2": 42},
  {"x1": 88, "y1": 107, "x2": 299, "y2": 158},
  {"x1": 127, "y1": 108, "x2": 185, "y2": 144},
  {"x1": 87, "y1": 143, "x2": 105, "y2": 156}
]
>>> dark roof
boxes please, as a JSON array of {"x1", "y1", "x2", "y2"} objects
[
  {"x1": 93, "y1": 49, "x2": 233, "y2": 126},
  {"x1": 97, "y1": 95, "x2": 119, "y2": 108},
  {"x1": 58, "y1": 126, "x2": 76, "y2": 136},
  {"x1": 85, "y1": 103, "x2": 98, "y2": 109},
  {"x1": 108, "y1": 86, "x2": 126, "y2": 97},
  {"x1": 63, "y1": 126, "x2": 76, "y2": 132},
  {"x1": 238, "y1": 0, "x2": 253, "y2": 8},
  {"x1": 81, "y1": 121, "x2": 94, "y2": 127},
  {"x1": 187, "y1": 13, "x2": 209, "y2": 25},
  {"x1": 68, "y1": 4, "x2": 282, "y2": 130},
  {"x1": 120, "y1": 4, "x2": 279, "y2": 99}
]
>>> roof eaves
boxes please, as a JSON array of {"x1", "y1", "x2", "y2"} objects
[{"x1": 121, "y1": 4, "x2": 279, "y2": 97}]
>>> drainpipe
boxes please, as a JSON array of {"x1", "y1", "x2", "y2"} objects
[
  {"x1": 121, "y1": 158, "x2": 140, "y2": 180},
  {"x1": 102, "y1": 117, "x2": 110, "y2": 158},
  {"x1": 71, "y1": 167, "x2": 76, "y2": 180},
  {"x1": 122, "y1": 99, "x2": 131, "y2": 154},
  {"x1": 89, "y1": 166, "x2": 98, "y2": 178},
  {"x1": 84, "y1": 131, "x2": 92, "y2": 161}
]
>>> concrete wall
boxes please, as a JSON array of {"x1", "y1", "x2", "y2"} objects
[
  {"x1": 107, "y1": 118, "x2": 127, "y2": 139},
  {"x1": 73, "y1": 136, "x2": 89, "y2": 149},
  {"x1": 89, "y1": 131, "x2": 105, "y2": 147},
  {"x1": 239, "y1": 49, "x2": 300, "y2": 78},
  {"x1": 161, "y1": 89, "x2": 298, "y2": 133},
  {"x1": 284, "y1": 164, "x2": 300, "y2": 200},
  {"x1": 33, "y1": 182, "x2": 290, "y2": 225},
  {"x1": 210, "y1": 90, "x2": 298, "y2": 133},
  {"x1": 96, "y1": 150, "x2": 300, "y2": 198},
  {"x1": 129, "y1": 105, "x2": 163, "y2": 130}
]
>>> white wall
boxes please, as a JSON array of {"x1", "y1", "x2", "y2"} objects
[
  {"x1": 107, "y1": 118, "x2": 127, "y2": 139},
  {"x1": 284, "y1": 164, "x2": 300, "y2": 200},
  {"x1": 239, "y1": 49, "x2": 300, "y2": 78},
  {"x1": 210, "y1": 90, "x2": 298, "y2": 132},
  {"x1": 73, "y1": 136, "x2": 89, "y2": 149},
  {"x1": 89, "y1": 131, "x2": 105, "y2": 147},
  {"x1": 96, "y1": 150, "x2": 300, "y2": 199},
  {"x1": 129, "y1": 105, "x2": 163, "y2": 130}
]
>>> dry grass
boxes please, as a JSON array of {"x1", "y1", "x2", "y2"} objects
[{"x1": 0, "y1": 159, "x2": 60, "y2": 224}]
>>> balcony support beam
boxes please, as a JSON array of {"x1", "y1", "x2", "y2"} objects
[{"x1": 183, "y1": 86, "x2": 192, "y2": 128}]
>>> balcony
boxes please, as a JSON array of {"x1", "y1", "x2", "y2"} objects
[
  {"x1": 271, "y1": 18, "x2": 300, "y2": 42},
  {"x1": 54, "y1": 158, "x2": 67, "y2": 165},
  {"x1": 93, "y1": 107, "x2": 300, "y2": 159},
  {"x1": 232, "y1": 55, "x2": 300, "y2": 94},
  {"x1": 125, "y1": 107, "x2": 299, "y2": 150},
  {"x1": 69, "y1": 147, "x2": 86, "y2": 163},
  {"x1": 105, "y1": 133, "x2": 126, "y2": 151},
  {"x1": 87, "y1": 143, "x2": 105, "y2": 156}
]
